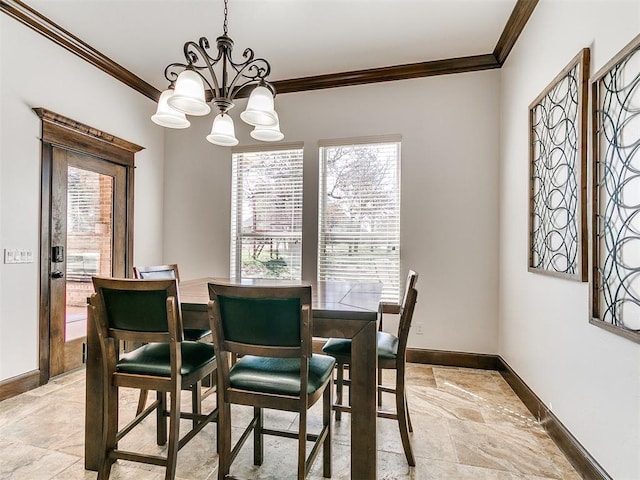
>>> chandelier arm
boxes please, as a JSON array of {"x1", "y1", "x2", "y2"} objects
[
  {"x1": 181, "y1": 40, "x2": 222, "y2": 98},
  {"x1": 226, "y1": 46, "x2": 256, "y2": 70},
  {"x1": 226, "y1": 58, "x2": 273, "y2": 98},
  {"x1": 163, "y1": 62, "x2": 187, "y2": 85},
  {"x1": 198, "y1": 37, "x2": 224, "y2": 64}
]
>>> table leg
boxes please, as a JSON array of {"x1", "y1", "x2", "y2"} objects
[
  {"x1": 84, "y1": 304, "x2": 102, "y2": 470},
  {"x1": 349, "y1": 320, "x2": 377, "y2": 479}
]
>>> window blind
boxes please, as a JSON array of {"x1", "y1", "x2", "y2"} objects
[
  {"x1": 67, "y1": 167, "x2": 104, "y2": 233},
  {"x1": 66, "y1": 166, "x2": 113, "y2": 281},
  {"x1": 318, "y1": 140, "x2": 401, "y2": 302},
  {"x1": 231, "y1": 146, "x2": 304, "y2": 280}
]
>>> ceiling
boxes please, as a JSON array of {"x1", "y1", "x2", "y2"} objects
[{"x1": 23, "y1": 0, "x2": 518, "y2": 92}]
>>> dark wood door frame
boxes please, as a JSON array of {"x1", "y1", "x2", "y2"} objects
[{"x1": 35, "y1": 108, "x2": 143, "y2": 384}]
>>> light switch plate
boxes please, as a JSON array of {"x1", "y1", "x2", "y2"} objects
[
  {"x1": 4, "y1": 248, "x2": 34, "y2": 264},
  {"x1": 4, "y1": 249, "x2": 15, "y2": 264}
]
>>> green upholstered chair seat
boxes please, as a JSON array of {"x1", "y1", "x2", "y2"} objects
[
  {"x1": 117, "y1": 341, "x2": 215, "y2": 377},
  {"x1": 183, "y1": 328, "x2": 212, "y2": 341},
  {"x1": 322, "y1": 331, "x2": 399, "y2": 360},
  {"x1": 229, "y1": 354, "x2": 336, "y2": 396}
]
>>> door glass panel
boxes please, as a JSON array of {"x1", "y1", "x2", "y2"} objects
[{"x1": 65, "y1": 166, "x2": 113, "y2": 341}]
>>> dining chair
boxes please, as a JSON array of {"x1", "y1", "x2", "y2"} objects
[
  {"x1": 133, "y1": 264, "x2": 213, "y2": 422},
  {"x1": 207, "y1": 282, "x2": 334, "y2": 480},
  {"x1": 321, "y1": 270, "x2": 419, "y2": 466},
  {"x1": 90, "y1": 277, "x2": 218, "y2": 480},
  {"x1": 133, "y1": 264, "x2": 212, "y2": 342}
]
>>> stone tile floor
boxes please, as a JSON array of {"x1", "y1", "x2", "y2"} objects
[{"x1": 0, "y1": 364, "x2": 580, "y2": 479}]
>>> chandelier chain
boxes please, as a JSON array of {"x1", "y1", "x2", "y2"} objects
[{"x1": 223, "y1": 0, "x2": 229, "y2": 35}]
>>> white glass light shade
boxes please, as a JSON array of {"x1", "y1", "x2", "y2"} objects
[
  {"x1": 151, "y1": 89, "x2": 191, "y2": 129},
  {"x1": 250, "y1": 112, "x2": 284, "y2": 142},
  {"x1": 167, "y1": 70, "x2": 211, "y2": 116},
  {"x1": 240, "y1": 86, "x2": 277, "y2": 126},
  {"x1": 206, "y1": 114, "x2": 239, "y2": 146}
]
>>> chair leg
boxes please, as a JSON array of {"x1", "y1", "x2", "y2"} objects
[
  {"x1": 395, "y1": 382, "x2": 415, "y2": 466},
  {"x1": 377, "y1": 366, "x2": 383, "y2": 406},
  {"x1": 323, "y1": 383, "x2": 332, "y2": 478},
  {"x1": 406, "y1": 396, "x2": 413, "y2": 433},
  {"x1": 97, "y1": 383, "x2": 118, "y2": 480},
  {"x1": 164, "y1": 389, "x2": 181, "y2": 480},
  {"x1": 335, "y1": 363, "x2": 343, "y2": 421},
  {"x1": 136, "y1": 389, "x2": 148, "y2": 416},
  {"x1": 157, "y1": 391, "x2": 167, "y2": 446},
  {"x1": 298, "y1": 407, "x2": 307, "y2": 479},
  {"x1": 347, "y1": 366, "x2": 352, "y2": 409},
  {"x1": 191, "y1": 381, "x2": 202, "y2": 429},
  {"x1": 217, "y1": 401, "x2": 232, "y2": 480},
  {"x1": 253, "y1": 407, "x2": 263, "y2": 466}
]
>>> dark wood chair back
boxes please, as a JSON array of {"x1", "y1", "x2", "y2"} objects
[
  {"x1": 396, "y1": 270, "x2": 419, "y2": 362},
  {"x1": 395, "y1": 286, "x2": 418, "y2": 365},
  {"x1": 400, "y1": 270, "x2": 419, "y2": 312},
  {"x1": 208, "y1": 282, "x2": 312, "y2": 359},
  {"x1": 92, "y1": 276, "x2": 182, "y2": 345},
  {"x1": 133, "y1": 263, "x2": 180, "y2": 282}
]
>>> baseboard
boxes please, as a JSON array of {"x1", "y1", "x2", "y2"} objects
[
  {"x1": 496, "y1": 358, "x2": 611, "y2": 480},
  {"x1": 0, "y1": 370, "x2": 41, "y2": 401},
  {"x1": 406, "y1": 347, "x2": 500, "y2": 370},
  {"x1": 407, "y1": 348, "x2": 611, "y2": 480}
]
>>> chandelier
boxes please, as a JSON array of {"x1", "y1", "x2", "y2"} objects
[{"x1": 151, "y1": 0, "x2": 283, "y2": 146}]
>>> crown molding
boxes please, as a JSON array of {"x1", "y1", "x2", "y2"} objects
[
  {"x1": 0, "y1": 0, "x2": 161, "y2": 101},
  {"x1": 494, "y1": 0, "x2": 539, "y2": 65},
  {"x1": 1, "y1": 0, "x2": 538, "y2": 100},
  {"x1": 272, "y1": 54, "x2": 501, "y2": 94}
]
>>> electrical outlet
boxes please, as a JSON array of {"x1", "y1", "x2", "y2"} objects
[{"x1": 415, "y1": 323, "x2": 424, "y2": 335}]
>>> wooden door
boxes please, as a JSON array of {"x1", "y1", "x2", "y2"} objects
[
  {"x1": 49, "y1": 149, "x2": 128, "y2": 376},
  {"x1": 36, "y1": 108, "x2": 142, "y2": 382}
]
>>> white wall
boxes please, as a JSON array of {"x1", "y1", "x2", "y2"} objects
[
  {"x1": 0, "y1": 16, "x2": 166, "y2": 381},
  {"x1": 164, "y1": 71, "x2": 501, "y2": 354},
  {"x1": 0, "y1": 14, "x2": 4, "y2": 379},
  {"x1": 7, "y1": 3, "x2": 636, "y2": 476},
  {"x1": 499, "y1": 1, "x2": 640, "y2": 478}
]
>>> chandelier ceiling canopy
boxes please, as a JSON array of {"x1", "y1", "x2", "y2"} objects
[{"x1": 151, "y1": 0, "x2": 283, "y2": 146}]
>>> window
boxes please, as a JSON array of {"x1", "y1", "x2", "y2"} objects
[
  {"x1": 318, "y1": 137, "x2": 401, "y2": 302},
  {"x1": 231, "y1": 145, "x2": 303, "y2": 279}
]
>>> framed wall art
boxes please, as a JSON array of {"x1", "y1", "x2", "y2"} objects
[
  {"x1": 528, "y1": 48, "x2": 590, "y2": 281},
  {"x1": 591, "y1": 34, "x2": 640, "y2": 342}
]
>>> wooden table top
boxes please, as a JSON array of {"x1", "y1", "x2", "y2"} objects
[{"x1": 179, "y1": 277, "x2": 382, "y2": 320}]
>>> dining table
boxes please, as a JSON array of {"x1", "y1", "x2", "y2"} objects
[{"x1": 84, "y1": 277, "x2": 382, "y2": 479}]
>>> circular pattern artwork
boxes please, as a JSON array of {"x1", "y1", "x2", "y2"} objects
[
  {"x1": 529, "y1": 49, "x2": 588, "y2": 282},
  {"x1": 595, "y1": 45, "x2": 640, "y2": 332}
]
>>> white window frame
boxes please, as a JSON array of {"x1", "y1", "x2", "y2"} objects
[
  {"x1": 230, "y1": 143, "x2": 304, "y2": 280},
  {"x1": 317, "y1": 136, "x2": 402, "y2": 302}
]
